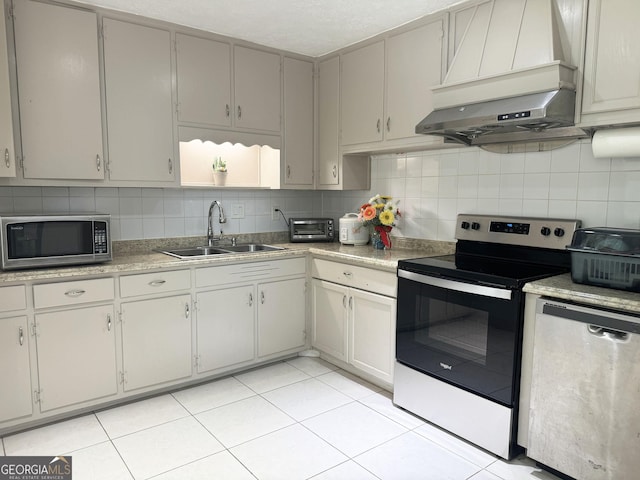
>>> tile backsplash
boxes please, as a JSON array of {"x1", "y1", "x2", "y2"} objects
[{"x1": 1, "y1": 139, "x2": 639, "y2": 242}]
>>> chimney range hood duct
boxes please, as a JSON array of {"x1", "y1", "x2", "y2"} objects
[{"x1": 416, "y1": 0, "x2": 589, "y2": 151}]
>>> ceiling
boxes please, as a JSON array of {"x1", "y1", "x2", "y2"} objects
[{"x1": 73, "y1": 0, "x2": 464, "y2": 57}]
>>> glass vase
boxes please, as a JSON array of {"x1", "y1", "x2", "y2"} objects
[{"x1": 371, "y1": 230, "x2": 385, "y2": 250}]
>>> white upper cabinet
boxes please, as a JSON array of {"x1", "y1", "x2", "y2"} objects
[
  {"x1": 176, "y1": 33, "x2": 232, "y2": 127},
  {"x1": 13, "y1": 0, "x2": 104, "y2": 180},
  {"x1": 234, "y1": 46, "x2": 281, "y2": 132},
  {"x1": 282, "y1": 57, "x2": 313, "y2": 187},
  {"x1": 103, "y1": 18, "x2": 175, "y2": 182},
  {"x1": 0, "y1": 0, "x2": 15, "y2": 178},
  {"x1": 580, "y1": 0, "x2": 640, "y2": 127},
  {"x1": 339, "y1": 16, "x2": 446, "y2": 151},
  {"x1": 340, "y1": 41, "x2": 385, "y2": 146},
  {"x1": 317, "y1": 56, "x2": 340, "y2": 187}
]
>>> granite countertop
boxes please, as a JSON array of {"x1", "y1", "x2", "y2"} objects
[
  {"x1": 0, "y1": 237, "x2": 455, "y2": 284},
  {"x1": 524, "y1": 273, "x2": 640, "y2": 314}
]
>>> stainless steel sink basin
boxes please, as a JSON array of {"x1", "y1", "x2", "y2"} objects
[
  {"x1": 219, "y1": 244, "x2": 284, "y2": 253},
  {"x1": 158, "y1": 243, "x2": 284, "y2": 259}
]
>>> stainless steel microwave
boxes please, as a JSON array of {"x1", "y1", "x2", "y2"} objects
[
  {"x1": 0, "y1": 214, "x2": 112, "y2": 270},
  {"x1": 289, "y1": 218, "x2": 334, "y2": 243}
]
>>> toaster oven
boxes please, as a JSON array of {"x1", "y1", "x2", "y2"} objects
[{"x1": 289, "y1": 218, "x2": 334, "y2": 243}]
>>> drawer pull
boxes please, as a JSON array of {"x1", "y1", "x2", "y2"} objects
[
  {"x1": 261, "y1": 290, "x2": 265, "y2": 304},
  {"x1": 19, "y1": 326, "x2": 24, "y2": 346},
  {"x1": 349, "y1": 296, "x2": 353, "y2": 309},
  {"x1": 65, "y1": 289, "x2": 86, "y2": 297},
  {"x1": 343, "y1": 272, "x2": 353, "y2": 278},
  {"x1": 107, "y1": 314, "x2": 112, "y2": 332},
  {"x1": 185, "y1": 302, "x2": 190, "y2": 319},
  {"x1": 148, "y1": 280, "x2": 167, "y2": 287},
  {"x1": 5, "y1": 148, "x2": 9, "y2": 168},
  {"x1": 343, "y1": 294, "x2": 347, "y2": 307},
  {"x1": 248, "y1": 292, "x2": 253, "y2": 307}
]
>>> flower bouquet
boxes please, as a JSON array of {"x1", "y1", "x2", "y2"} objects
[{"x1": 358, "y1": 194, "x2": 401, "y2": 249}]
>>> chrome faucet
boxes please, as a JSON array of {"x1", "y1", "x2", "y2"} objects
[{"x1": 207, "y1": 200, "x2": 226, "y2": 246}]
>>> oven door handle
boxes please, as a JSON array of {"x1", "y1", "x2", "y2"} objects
[{"x1": 398, "y1": 270, "x2": 512, "y2": 300}]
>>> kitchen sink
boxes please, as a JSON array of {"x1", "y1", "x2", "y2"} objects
[{"x1": 158, "y1": 243, "x2": 284, "y2": 259}]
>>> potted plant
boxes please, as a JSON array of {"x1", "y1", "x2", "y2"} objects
[{"x1": 212, "y1": 156, "x2": 227, "y2": 186}]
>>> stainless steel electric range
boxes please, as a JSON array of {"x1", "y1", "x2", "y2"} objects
[{"x1": 394, "y1": 214, "x2": 581, "y2": 459}]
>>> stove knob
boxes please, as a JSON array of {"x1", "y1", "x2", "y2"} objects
[
  {"x1": 461, "y1": 221, "x2": 470, "y2": 229},
  {"x1": 554, "y1": 227, "x2": 565, "y2": 237},
  {"x1": 471, "y1": 222, "x2": 481, "y2": 231},
  {"x1": 540, "y1": 227, "x2": 551, "y2": 236}
]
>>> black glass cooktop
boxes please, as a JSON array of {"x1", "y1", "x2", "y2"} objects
[{"x1": 398, "y1": 253, "x2": 569, "y2": 289}]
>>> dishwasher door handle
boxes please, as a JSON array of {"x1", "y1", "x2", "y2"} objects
[
  {"x1": 398, "y1": 269, "x2": 512, "y2": 300},
  {"x1": 542, "y1": 302, "x2": 640, "y2": 335}
]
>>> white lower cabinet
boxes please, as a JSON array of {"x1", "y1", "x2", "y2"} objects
[
  {"x1": 311, "y1": 259, "x2": 396, "y2": 386},
  {"x1": 120, "y1": 294, "x2": 192, "y2": 391},
  {"x1": 257, "y1": 277, "x2": 307, "y2": 357},
  {"x1": 0, "y1": 315, "x2": 32, "y2": 423},
  {"x1": 34, "y1": 305, "x2": 117, "y2": 411},
  {"x1": 196, "y1": 285, "x2": 255, "y2": 373}
]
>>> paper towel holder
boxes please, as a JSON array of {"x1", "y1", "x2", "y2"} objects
[{"x1": 592, "y1": 127, "x2": 640, "y2": 158}]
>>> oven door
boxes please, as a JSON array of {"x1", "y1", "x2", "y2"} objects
[{"x1": 396, "y1": 269, "x2": 523, "y2": 407}]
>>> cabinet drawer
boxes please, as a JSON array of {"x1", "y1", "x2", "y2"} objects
[
  {"x1": 0, "y1": 285, "x2": 27, "y2": 312},
  {"x1": 196, "y1": 257, "x2": 306, "y2": 288},
  {"x1": 120, "y1": 269, "x2": 191, "y2": 298},
  {"x1": 312, "y1": 258, "x2": 396, "y2": 298},
  {"x1": 34, "y1": 278, "x2": 114, "y2": 309}
]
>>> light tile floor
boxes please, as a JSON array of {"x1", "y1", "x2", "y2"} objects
[{"x1": 0, "y1": 357, "x2": 564, "y2": 480}]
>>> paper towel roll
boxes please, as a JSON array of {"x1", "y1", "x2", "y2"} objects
[{"x1": 592, "y1": 127, "x2": 640, "y2": 158}]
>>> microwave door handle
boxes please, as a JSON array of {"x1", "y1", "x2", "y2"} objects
[{"x1": 398, "y1": 270, "x2": 512, "y2": 300}]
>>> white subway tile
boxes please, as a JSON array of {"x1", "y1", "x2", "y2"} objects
[
  {"x1": 549, "y1": 172, "x2": 578, "y2": 200},
  {"x1": 438, "y1": 176, "x2": 458, "y2": 199},
  {"x1": 164, "y1": 218, "x2": 185, "y2": 237},
  {"x1": 458, "y1": 149, "x2": 479, "y2": 175},
  {"x1": 119, "y1": 197, "x2": 142, "y2": 217},
  {"x1": 609, "y1": 171, "x2": 640, "y2": 201},
  {"x1": 457, "y1": 175, "x2": 478, "y2": 199},
  {"x1": 477, "y1": 175, "x2": 500, "y2": 199},
  {"x1": 42, "y1": 197, "x2": 70, "y2": 213},
  {"x1": 406, "y1": 155, "x2": 422, "y2": 177},
  {"x1": 120, "y1": 218, "x2": 143, "y2": 240},
  {"x1": 500, "y1": 153, "x2": 525, "y2": 174},
  {"x1": 579, "y1": 141, "x2": 610, "y2": 172},
  {"x1": 420, "y1": 177, "x2": 439, "y2": 198},
  {"x1": 499, "y1": 174, "x2": 524, "y2": 199},
  {"x1": 548, "y1": 199, "x2": 577, "y2": 218},
  {"x1": 95, "y1": 197, "x2": 120, "y2": 216},
  {"x1": 523, "y1": 173, "x2": 550, "y2": 199},
  {"x1": 577, "y1": 172, "x2": 610, "y2": 201},
  {"x1": 524, "y1": 150, "x2": 551, "y2": 173},
  {"x1": 42, "y1": 187, "x2": 70, "y2": 197},
  {"x1": 69, "y1": 196, "x2": 96, "y2": 212},
  {"x1": 498, "y1": 199, "x2": 523, "y2": 216},
  {"x1": 550, "y1": 142, "x2": 580, "y2": 172},
  {"x1": 143, "y1": 218, "x2": 165, "y2": 239},
  {"x1": 606, "y1": 201, "x2": 640, "y2": 229},
  {"x1": 522, "y1": 199, "x2": 549, "y2": 217},
  {"x1": 576, "y1": 201, "x2": 608, "y2": 227}
]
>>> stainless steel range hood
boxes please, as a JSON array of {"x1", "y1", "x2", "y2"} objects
[
  {"x1": 416, "y1": 88, "x2": 588, "y2": 147},
  {"x1": 416, "y1": 0, "x2": 589, "y2": 151}
]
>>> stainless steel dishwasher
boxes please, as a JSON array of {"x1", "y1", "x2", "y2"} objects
[{"x1": 528, "y1": 298, "x2": 640, "y2": 480}]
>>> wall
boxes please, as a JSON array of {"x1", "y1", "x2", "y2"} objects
[
  {"x1": 321, "y1": 139, "x2": 640, "y2": 241},
  {"x1": 1, "y1": 139, "x2": 639, "y2": 242},
  {"x1": 0, "y1": 186, "x2": 322, "y2": 241}
]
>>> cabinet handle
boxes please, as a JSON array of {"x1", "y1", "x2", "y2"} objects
[
  {"x1": 376, "y1": 118, "x2": 381, "y2": 133},
  {"x1": 343, "y1": 294, "x2": 347, "y2": 308},
  {"x1": 96, "y1": 154, "x2": 101, "y2": 171},
  {"x1": 237, "y1": 105, "x2": 242, "y2": 119},
  {"x1": 287, "y1": 165, "x2": 291, "y2": 178},
  {"x1": 107, "y1": 314, "x2": 112, "y2": 332},
  {"x1": 332, "y1": 164, "x2": 337, "y2": 178},
  {"x1": 386, "y1": 117, "x2": 391, "y2": 132},
  {"x1": 261, "y1": 290, "x2": 265, "y2": 304},
  {"x1": 19, "y1": 326, "x2": 24, "y2": 346},
  {"x1": 343, "y1": 271, "x2": 353, "y2": 278},
  {"x1": 168, "y1": 158, "x2": 173, "y2": 174},
  {"x1": 225, "y1": 104, "x2": 230, "y2": 118},
  {"x1": 4, "y1": 148, "x2": 9, "y2": 168},
  {"x1": 185, "y1": 302, "x2": 190, "y2": 319},
  {"x1": 248, "y1": 292, "x2": 253, "y2": 307},
  {"x1": 64, "y1": 289, "x2": 86, "y2": 297},
  {"x1": 148, "y1": 280, "x2": 166, "y2": 287},
  {"x1": 349, "y1": 296, "x2": 353, "y2": 309}
]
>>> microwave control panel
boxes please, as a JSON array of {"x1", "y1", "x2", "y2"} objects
[{"x1": 94, "y1": 221, "x2": 109, "y2": 254}]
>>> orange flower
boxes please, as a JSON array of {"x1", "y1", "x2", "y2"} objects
[{"x1": 361, "y1": 205, "x2": 377, "y2": 221}]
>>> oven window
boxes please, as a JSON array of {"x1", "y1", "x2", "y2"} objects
[
  {"x1": 396, "y1": 276, "x2": 522, "y2": 406},
  {"x1": 293, "y1": 222, "x2": 327, "y2": 236},
  {"x1": 7, "y1": 221, "x2": 93, "y2": 259}
]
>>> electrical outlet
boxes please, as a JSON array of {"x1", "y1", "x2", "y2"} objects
[
  {"x1": 272, "y1": 204, "x2": 281, "y2": 221},
  {"x1": 230, "y1": 203, "x2": 245, "y2": 219}
]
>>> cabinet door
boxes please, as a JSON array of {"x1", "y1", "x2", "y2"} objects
[
  {"x1": 35, "y1": 305, "x2": 117, "y2": 412},
  {"x1": 317, "y1": 56, "x2": 340, "y2": 186},
  {"x1": 176, "y1": 33, "x2": 232, "y2": 127},
  {"x1": 283, "y1": 57, "x2": 314, "y2": 187},
  {"x1": 386, "y1": 20, "x2": 444, "y2": 141},
  {"x1": 234, "y1": 46, "x2": 281, "y2": 132},
  {"x1": 196, "y1": 285, "x2": 255, "y2": 373},
  {"x1": 340, "y1": 41, "x2": 384, "y2": 145},
  {"x1": 257, "y1": 277, "x2": 306, "y2": 357},
  {"x1": 0, "y1": 0, "x2": 15, "y2": 178},
  {"x1": 103, "y1": 19, "x2": 174, "y2": 182},
  {"x1": 121, "y1": 294, "x2": 192, "y2": 391},
  {"x1": 0, "y1": 316, "x2": 32, "y2": 422},
  {"x1": 582, "y1": 0, "x2": 640, "y2": 116},
  {"x1": 350, "y1": 289, "x2": 396, "y2": 384},
  {"x1": 311, "y1": 279, "x2": 348, "y2": 362},
  {"x1": 13, "y1": 0, "x2": 103, "y2": 180}
]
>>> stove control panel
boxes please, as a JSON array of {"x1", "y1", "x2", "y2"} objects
[{"x1": 456, "y1": 214, "x2": 581, "y2": 249}]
